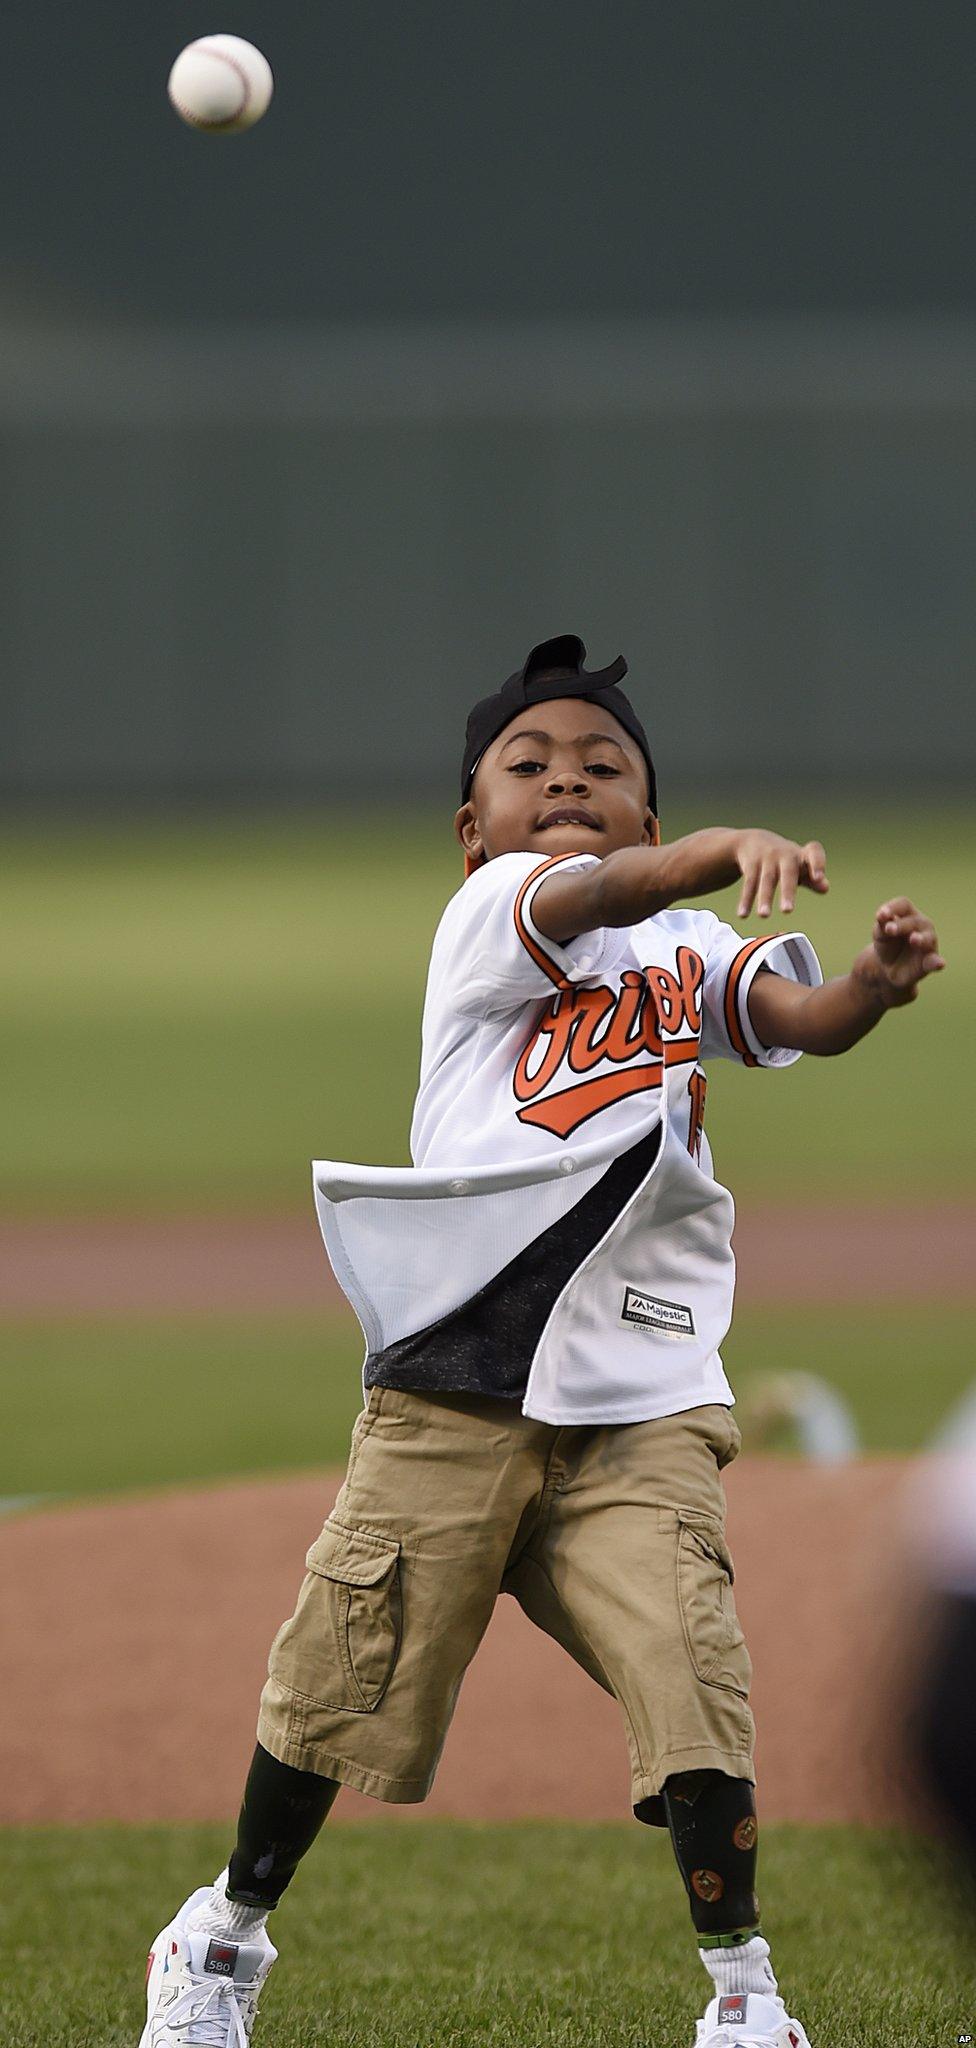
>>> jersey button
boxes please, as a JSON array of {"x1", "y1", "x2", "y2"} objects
[{"x1": 448, "y1": 1177, "x2": 470, "y2": 1195}]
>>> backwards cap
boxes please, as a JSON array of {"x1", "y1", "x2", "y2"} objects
[{"x1": 461, "y1": 633, "x2": 657, "y2": 813}]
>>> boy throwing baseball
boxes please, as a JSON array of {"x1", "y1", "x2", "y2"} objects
[{"x1": 139, "y1": 636, "x2": 944, "y2": 2048}]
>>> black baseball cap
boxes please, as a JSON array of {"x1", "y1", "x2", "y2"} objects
[{"x1": 461, "y1": 634, "x2": 658, "y2": 814}]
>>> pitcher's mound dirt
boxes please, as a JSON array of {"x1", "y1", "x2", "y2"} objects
[{"x1": 0, "y1": 1458, "x2": 917, "y2": 1828}]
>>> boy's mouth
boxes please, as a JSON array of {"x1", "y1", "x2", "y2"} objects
[{"x1": 537, "y1": 806, "x2": 601, "y2": 831}]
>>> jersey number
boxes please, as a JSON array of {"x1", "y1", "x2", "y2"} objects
[{"x1": 687, "y1": 1069, "x2": 707, "y2": 1161}]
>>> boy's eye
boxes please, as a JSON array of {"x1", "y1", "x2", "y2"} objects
[{"x1": 508, "y1": 759, "x2": 619, "y2": 777}]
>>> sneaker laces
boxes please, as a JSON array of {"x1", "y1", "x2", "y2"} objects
[
  {"x1": 164, "y1": 1975, "x2": 252, "y2": 2048},
  {"x1": 709, "y1": 2035, "x2": 781, "y2": 2047}
]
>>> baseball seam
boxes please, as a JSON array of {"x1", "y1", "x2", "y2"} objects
[{"x1": 171, "y1": 44, "x2": 253, "y2": 130}]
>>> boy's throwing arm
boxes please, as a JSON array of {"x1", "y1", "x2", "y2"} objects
[{"x1": 533, "y1": 827, "x2": 829, "y2": 943}]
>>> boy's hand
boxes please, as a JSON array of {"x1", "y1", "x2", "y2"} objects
[
  {"x1": 734, "y1": 830, "x2": 829, "y2": 919},
  {"x1": 855, "y1": 898, "x2": 946, "y2": 1007},
  {"x1": 751, "y1": 893, "x2": 945, "y2": 1054}
]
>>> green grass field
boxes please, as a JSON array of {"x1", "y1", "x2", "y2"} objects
[
  {"x1": 0, "y1": 1821, "x2": 970, "y2": 2048},
  {"x1": 1, "y1": 800, "x2": 971, "y2": 1494},
  {"x1": 2, "y1": 1298, "x2": 974, "y2": 1500},
  {"x1": 2, "y1": 809, "x2": 972, "y2": 2045},
  {"x1": 1, "y1": 805, "x2": 971, "y2": 1211}
]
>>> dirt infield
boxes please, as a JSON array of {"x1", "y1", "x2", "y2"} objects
[
  {"x1": 0, "y1": 1456, "x2": 923, "y2": 1829},
  {"x1": 2, "y1": 1198, "x2": 964, "y2": 1831},
  {"x1": 1, "y1": 1203, "x2": 974, "y2": 1316}
]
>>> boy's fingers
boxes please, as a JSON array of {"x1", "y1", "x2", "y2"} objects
[
  {"x1": 872, "y1": 897, "x2": 944, "y2": 985},
  {"x1": 778, "y1": 852, "x2": 800, "y2": 915},
  {"x1": 756, "y1": 855, "x2": 781, "y2": 918},
  {"x1": 799, "y1": 858, "x2": 829, "y2": 895},
  {"x1": 803, "y1": 840, "x2": 828, "y2": 883},
  {"x1": 738, "y1": 862, "x2": 759, "y2": 917}
]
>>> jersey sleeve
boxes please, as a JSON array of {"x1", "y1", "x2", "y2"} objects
[
  {"x1": 698, "y1": 915, "x2": 824, "y2": 1067},
  {"x1": 432, "y1": 850, "x2": 632, "y2": 1017}
]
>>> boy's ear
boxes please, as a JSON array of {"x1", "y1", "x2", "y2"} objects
[
  {"x1": 646, "y1": 812, "x2": 661, "y2": 846},
  {"x1": 454, "y1": 802, "x2": 484, "y2": 866}
]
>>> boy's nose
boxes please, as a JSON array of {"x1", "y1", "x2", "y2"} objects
[{"x1": 545, "y1": 771, "x2": 589, "y2": 795}]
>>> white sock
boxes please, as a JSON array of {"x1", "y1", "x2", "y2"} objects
[
  {"x1": 700, "y1": 1934, "x2": 779, "y2": 2000},
  {"x1": 188, "y1": 1880, "x2": 269, "y2": 1941}
]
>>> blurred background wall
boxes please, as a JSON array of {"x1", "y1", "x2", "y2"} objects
[{"x1": 3, "y1": 0, "x2": 974, "y2": 803}]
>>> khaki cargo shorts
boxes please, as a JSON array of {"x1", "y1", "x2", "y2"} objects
[{"x1": 258, "y1": 1389, "x2": 754, "y2": 1822}]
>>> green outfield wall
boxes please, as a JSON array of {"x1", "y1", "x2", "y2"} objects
[{"x1": 2, "y1": 319, "x2": 973, "y2": 803}]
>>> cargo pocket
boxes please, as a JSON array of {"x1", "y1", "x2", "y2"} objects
[
  {"x1": 268, "y1": 1520, "x2": 402, "y2": 1715},
  {"x1": 676, "y1": 1510, "x2": 751, "y2": 1699}
]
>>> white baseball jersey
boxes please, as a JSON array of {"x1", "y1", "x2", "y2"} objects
[{"x1": 313, "y1": 849, "x2": 822, "y2": 1426}]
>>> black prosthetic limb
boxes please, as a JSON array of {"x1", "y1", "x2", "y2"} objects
[
  {"x1": 227, "y1": 1744, "x2": 341, "y2": 1906},
  {"x1": 662, "y1": 1769, "x2": 761, "y2": 1939}
]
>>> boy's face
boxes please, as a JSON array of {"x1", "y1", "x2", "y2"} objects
[{"x1": 455, "y1": 696, "x2": 658, "y2": 868}]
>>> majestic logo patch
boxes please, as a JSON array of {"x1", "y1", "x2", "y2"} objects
[
  {"x1": 717, "y1": 1996, "x2": 748, "y2": 2024},
  {"x1": 621, "y1": 1287, "x2": 695, "y2": 1337},
  {"x1": 204, "y1": 1940, "x2": 239, "y2": 1978},
  {"x1": 691, "y1": 1868, "x2": 724, "y2": 1902},
  {"x1": 732, "y1": 1815, "x2": 758, "y2": 1851}
]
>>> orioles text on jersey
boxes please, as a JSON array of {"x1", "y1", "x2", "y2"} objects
[{"x1": 513, "y1": 943, "x2": 704, "y2": 1140}]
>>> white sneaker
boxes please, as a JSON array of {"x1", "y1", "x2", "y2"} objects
[
  {"x1": 139, "y1": 1882, "x2": 277, "y2": 2046},
  {"x1": 695, "y1": 1990, "x2": 813, "y2": 2047}
]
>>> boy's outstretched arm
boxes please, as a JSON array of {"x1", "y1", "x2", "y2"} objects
[
  {"x1": 533, "y1": 827, "x2": 829, "y2": 942},
  {"x1": 748, "y1": 897, "x2": 946, "y2": 1056}
]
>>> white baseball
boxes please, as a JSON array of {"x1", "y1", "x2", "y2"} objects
[{"x1": 167, "y1": 34, "x2": 273, "y2": 134}]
